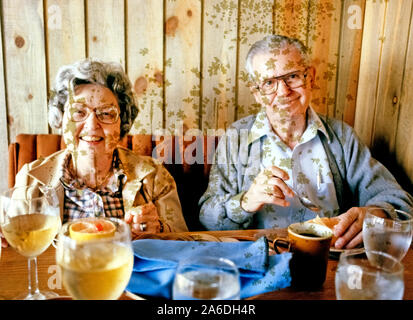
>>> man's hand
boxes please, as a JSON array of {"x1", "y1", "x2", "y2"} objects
[
  {"x1": 241, "y1": 166, "x2": 294, "y2": 212},
  {"x1": 333, "y1": 206, "x2": 387, "y2": 249}
]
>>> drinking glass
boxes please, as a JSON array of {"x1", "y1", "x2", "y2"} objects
[
  {"x1": 335, "y1": 250, "x2": 404, "y2": 300},
  {"x1": 56, "y1": 217, "x2": 133, "y2": 300},
  {"x1": 0, "y1": 185, "x2": 61, "y2": 300},
  {"x1": 363, "y1": 207, "x2": 413, "y2": 261},
  {"x1": 172, "y1": 256, "x2": 241, "y2": 300}
]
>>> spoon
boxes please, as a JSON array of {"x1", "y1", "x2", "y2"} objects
[
  {"x1": 291, "y1": 188, "x2": 321, "y2": 212},
  {"x1": 298, "y1": 195, "x2": 321, "y2": 212},
  {"x1": 259, "y1": 164, "x2": 321, "y2": 212}
]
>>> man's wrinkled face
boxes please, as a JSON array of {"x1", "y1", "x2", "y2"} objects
[
  {"x1": 250, "y1": 45, "x2": 315, "y2": 119},
  {"x1": 62, "y1": 84, "x2": 121, "y2": 158}
]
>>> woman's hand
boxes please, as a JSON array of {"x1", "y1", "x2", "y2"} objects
[
  {"x1": 0, "y1": 229, "x2": 8, "y2": 248},
  {"x1": 124, "y1": 202, "x2": 162, "y2": 234},
  {"x1": 333, "y1": 206, "x2": 387, "y2": 249},
  {"x1": 241, "y1": 166, "x2": 294, "y2": 212}
]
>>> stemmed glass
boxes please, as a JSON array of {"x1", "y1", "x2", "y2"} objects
[
  {"x1": 56, "y1": 217, "x2": 133, "y2": 300},
  {"x1": 0, "y1": 185, "x2": 61, "y2": 300},
  {"x1": 362, "y1": 207, "x2": 413, "y2": 262},
  {"x1": 172, "y1": 256, "x2": 241, "y2": 300}
]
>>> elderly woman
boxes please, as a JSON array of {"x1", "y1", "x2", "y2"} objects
[{"x1": 11, "y1": 58, "x2": 188, "y2": 235}]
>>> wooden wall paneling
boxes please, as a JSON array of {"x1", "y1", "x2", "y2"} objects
[
  {"x1": 0, "y1": 8, "x2": 9, "y2": 191},
  {"x1": 2, "y1": 0, "x2": 48, "y2": 142},
  {"x1": 45, "y1": 0, "x2": 86, "y2": 90},
  {"x1": 371, "y1": 0, "x2": 413, "y2": 154},
  {"x1": 236, "y1": 0, "x2": 274, "y2": 120},
  {"x1": 164, "y1": 0, "x2": 202, "y2": 134},
  {"x1": 45, "y1": 0, "x2": 86, "y2": 134},
  {"x1": 306, "y1": 0, "x2": 342, "y2": 117},
  {"x1": 200, "y1": 0, "x2": 238, "y2": 132},
  {"x1": 86, "y1": 0, "x2": 125, "y2": 67},
  {"x1": 335, "y1": 0, "x2": 365, "y2": 126},
  {"x1": 354, "y1": 0, "x2": 386, "y2": 147},
  {"x1": 395, "y1": 8, "x2": 413, "y2": 183},
  {"x1": 126, "y1": 0, "x2": 164, "y2": 135},
  {"x1": 273, "y1": 0, "x2": 309, "y2": 44}
]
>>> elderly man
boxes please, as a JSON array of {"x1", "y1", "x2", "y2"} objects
[{"x1": 199, "y1": 34, "x2": 413, "y2": 249}]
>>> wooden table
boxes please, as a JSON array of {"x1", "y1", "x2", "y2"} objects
[{"x1": 1, "y1": 229, "x2": 412, "y2": 300}]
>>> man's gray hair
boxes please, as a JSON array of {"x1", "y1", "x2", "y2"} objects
[
  {"x1": 48, "y1": 58, "x2": 138, "y2": 137},
  {"x1": 245, "y1": 35, "x2": 310, "y2": 79}
]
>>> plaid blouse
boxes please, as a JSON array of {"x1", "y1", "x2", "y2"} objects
[{"x1": 60, "y1": 151, "x2": 127, "y2": 222}]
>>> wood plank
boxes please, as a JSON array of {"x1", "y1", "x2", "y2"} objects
[
  {"x1": 354, "y1": 0, "x2": 386, "y2": 147},
  {"x1": 126, "y1": 0, "x2": 164, "y2": 135},
  {"x1": 306, "y1": 0, "x2": 342, "y2": 117},
  {"x1": 335, "y1": 0, "x2": 365, "y2": 126},
  {"x1": 273, "y1": 0, "x2": 309, "y2": 45},
  {"x1": 164, "y1": 0, "x2": 202, "y2": 134},
  {"x1": 395, "y1": 3, "x2": 413, "y2": 183},
  {"x1": 371, "y1": 0, "x2": 413, "y2": 154},
  {"x1": 200, "y1": 0, "x2": 238, "y2": 132},
  {"x1": 45, "y1": 0, "x2": 86, "y2": 134},
  {"x1": 86, "y1": 0, "x2": 125, "y2": 67},
  {"x1": 2, "y1": 0, "x2": 48, "y2": 141},
  {"x1": 0, "y1": 7, "x2": 10, "y2": 193},
  {"x1": 236, "y1": 0, "x2": 274, "y2": 120}
]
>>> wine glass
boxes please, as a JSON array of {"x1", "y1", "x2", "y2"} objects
[
  {"x1": 56, "y1": 217, "x2": 133, "y2": 300},
  {"x1": 335, "y1": 250, "x2": 404, "y2": 300},
  {"x1": 172, "y1": 256, "x2": 241, "y2": 300},
  {"x1": 363, "y1": 207, "x2": 413, "y2": 262},
  {"x1": 0, "y1": 185, "x2": 61, "y2": 300}
]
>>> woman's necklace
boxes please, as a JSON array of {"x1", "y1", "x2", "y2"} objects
[{"x1": 96, "y1": 168, "x2": 114, "y2": 188}]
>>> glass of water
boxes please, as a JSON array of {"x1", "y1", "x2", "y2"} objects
[
  {"x1": 363, "y1": 207, "x2": 413, "y2": 261},
  {"x1": 335, "y1": 250, "x2": 404, "y2": 300},
  {"x1": 172, "y1": 256, "x2": 241, "y2": 300}
]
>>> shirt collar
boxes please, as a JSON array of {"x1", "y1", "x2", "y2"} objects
[
  {"x1": 60, "y1": 149, "x2": 127, "y2": 193},
  {"x1": 248, "y1": 107, "x2": 271, "y2": 145},
  {"x1": 303, "y1": 107, "x2": 330, "y2": 143},
  {"x1": 248, "y1": 106, "x2": 330, "y2": 145}
]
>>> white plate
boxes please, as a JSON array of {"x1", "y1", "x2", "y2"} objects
[{"x1": 329, "y1": 247, "x2": 365, "y2": 259}]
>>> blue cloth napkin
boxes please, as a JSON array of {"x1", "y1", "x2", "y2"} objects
[{"x1": 126, "y1": 236, "x2": 292, "y2": 299}]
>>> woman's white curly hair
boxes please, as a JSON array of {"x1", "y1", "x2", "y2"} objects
[{"x1": 48, "y1": 58, "x2": 138, "y2": 137}]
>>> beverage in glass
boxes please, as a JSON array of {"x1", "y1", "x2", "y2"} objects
[
  {"x1": 0, "y1": 185, "x2": 61, "y2": 299},
  {"x1": 363, "y1": 207, "x2": 413, "y2": 261},
  {"x1": 335, "y1": 250, "x2": 404, "y2": 300},
  {"x1": 173, "y1": 256, "x2": 241, "y2": 300},
  {"x1": 56, "y1": 217, "x2": 133, "y2": 300}
]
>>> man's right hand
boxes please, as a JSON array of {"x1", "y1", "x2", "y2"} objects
[{"x1": 241, "y1": 166, "x2": 294, "y2": 212}]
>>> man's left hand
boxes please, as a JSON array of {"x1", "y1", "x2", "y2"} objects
[{"x1": 333, "y1": 206, "x2": 386, "y2": 249}]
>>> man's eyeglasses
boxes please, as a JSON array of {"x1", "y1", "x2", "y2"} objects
[
  {"x1": 250, "y1": 69, "x2": 308, "y2": 95},
  {"x1": 68, "y1": 103, "x2": 120, "y2": 124}
]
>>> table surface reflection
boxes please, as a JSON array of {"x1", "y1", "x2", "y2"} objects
[{"x1": 1, "y1": 228, "x2": 412, "y2": 300}]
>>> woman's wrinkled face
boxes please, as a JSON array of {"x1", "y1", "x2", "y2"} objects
[{"x1": 62, "y1": 83, "x2": 121, "y2": 158}]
